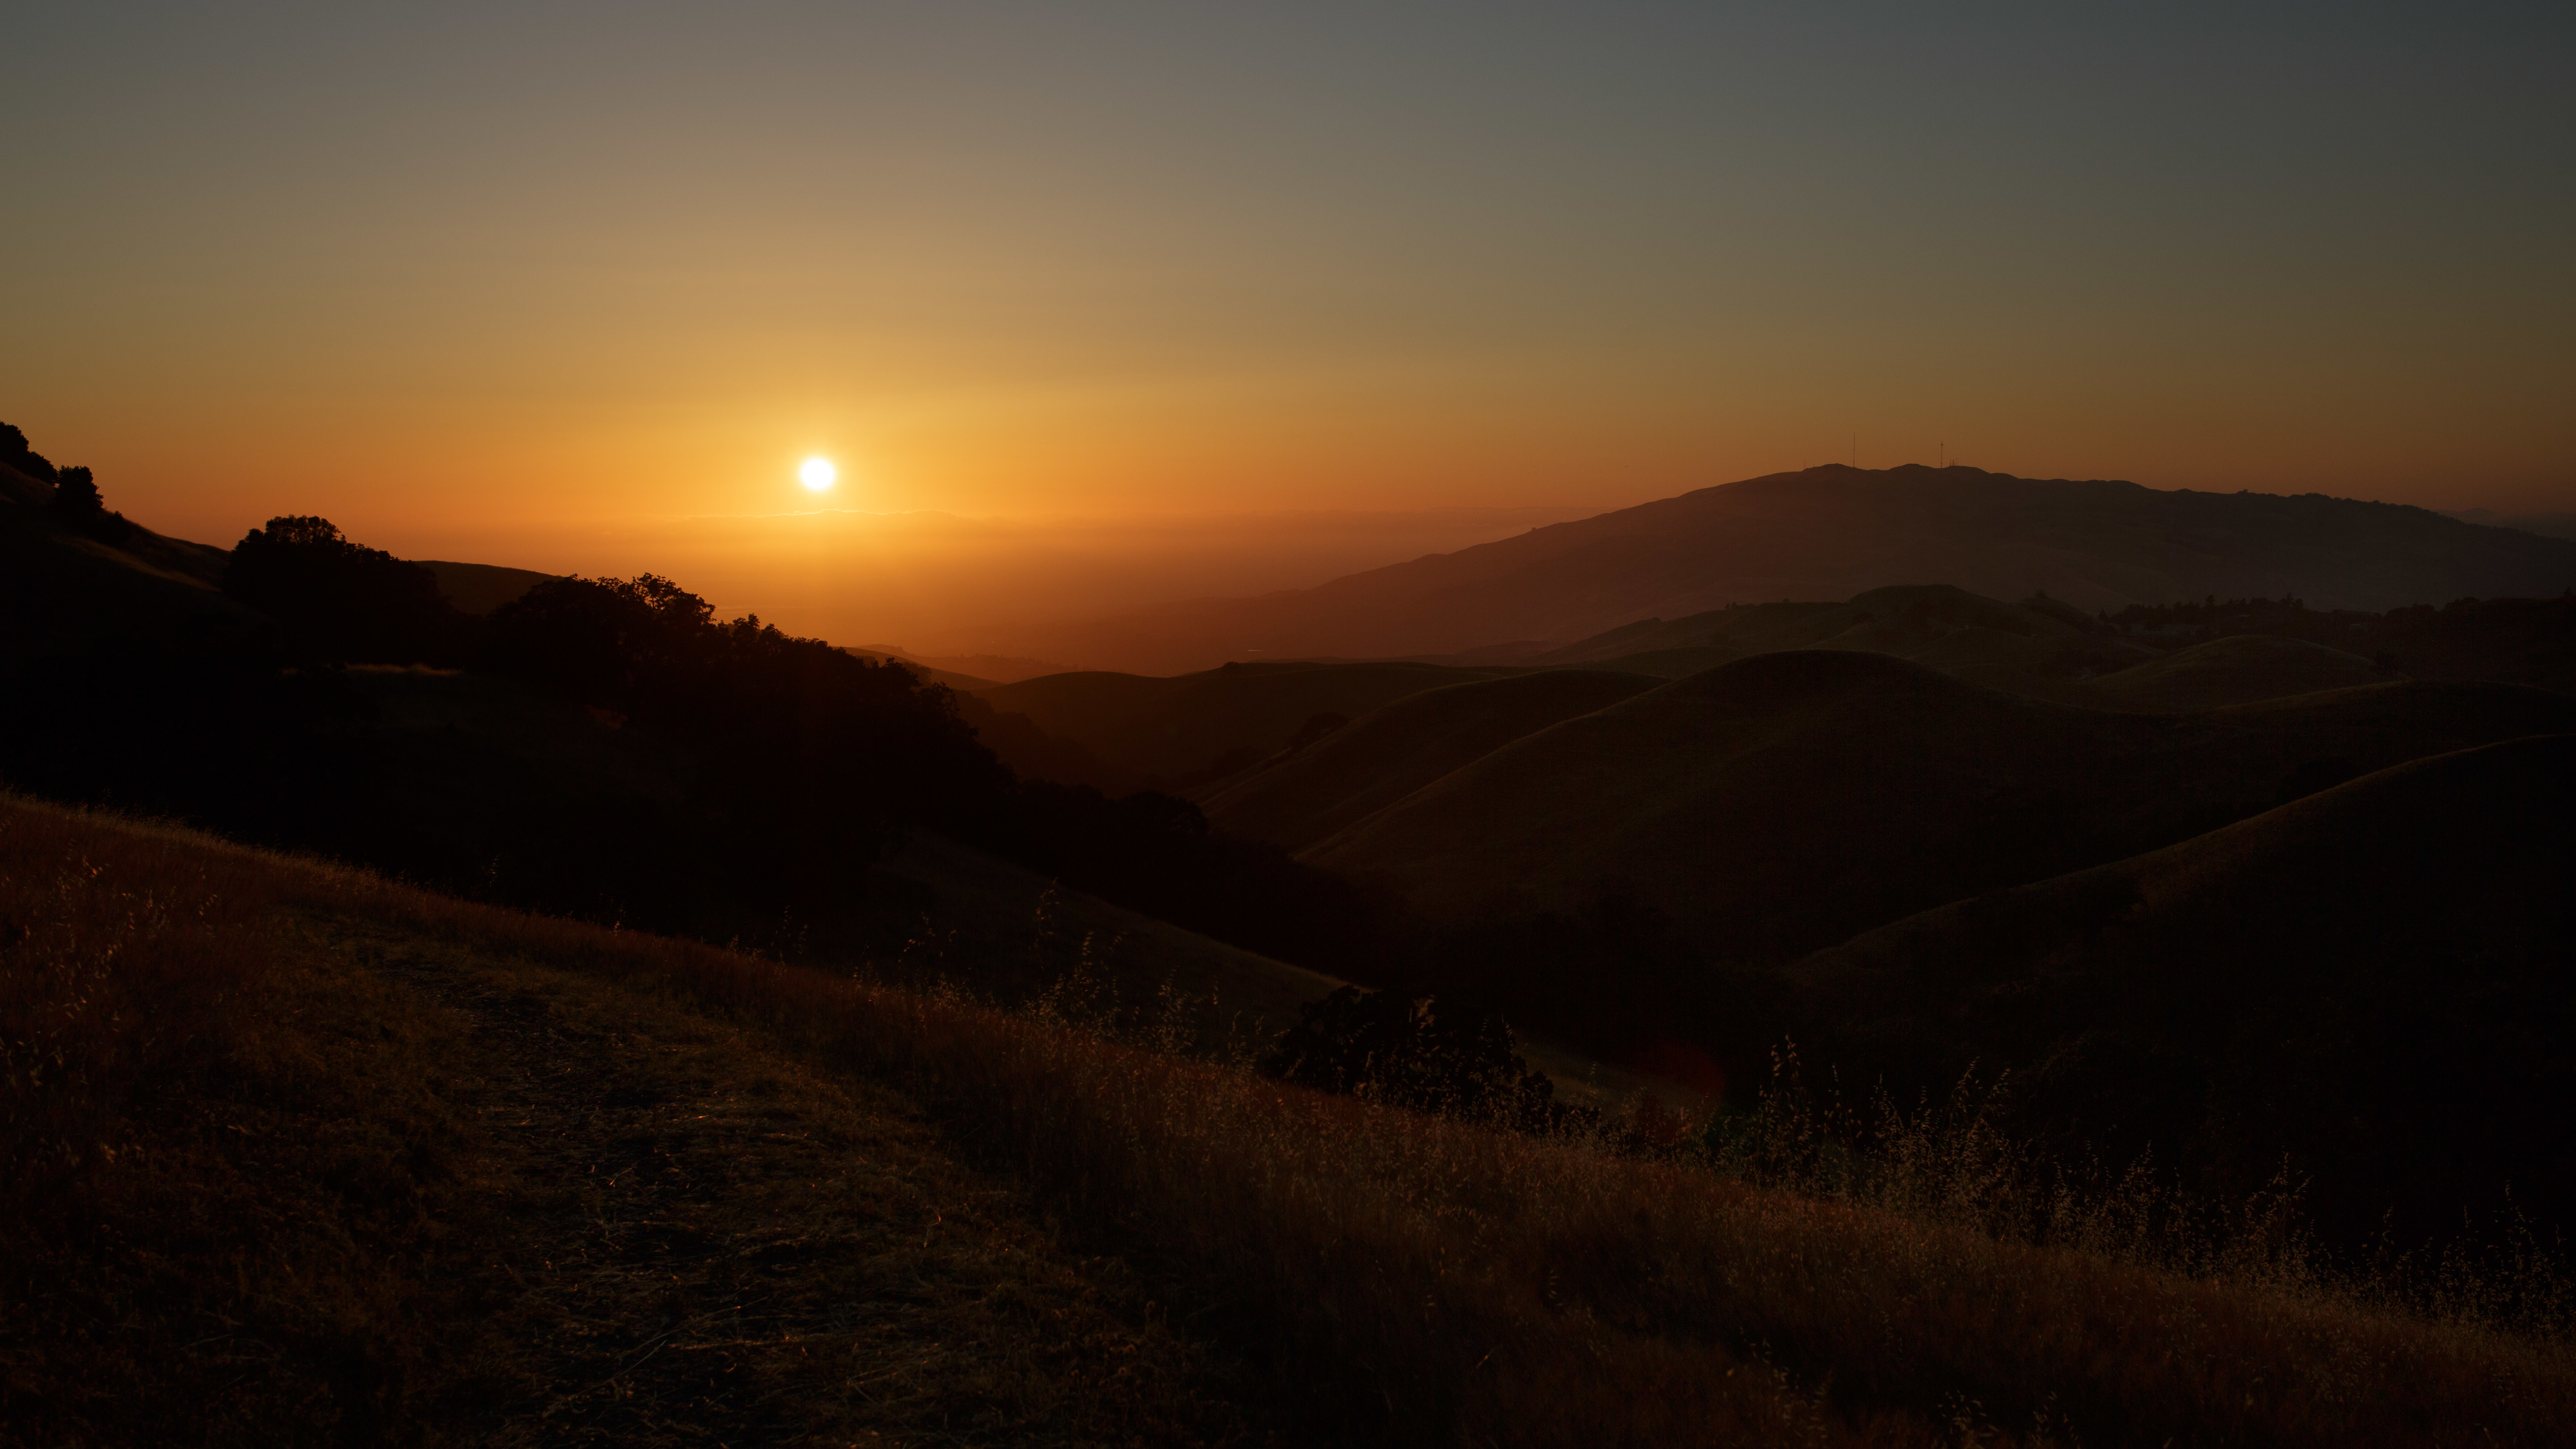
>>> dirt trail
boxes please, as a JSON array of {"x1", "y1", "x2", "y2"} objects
[{"x1": 332, "y1": 919, "x2": 1247, "y2": 1447}]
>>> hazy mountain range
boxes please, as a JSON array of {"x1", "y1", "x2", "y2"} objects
[{"x1": 1044, "y1": 464, "x2": 2576, "y2": 673}]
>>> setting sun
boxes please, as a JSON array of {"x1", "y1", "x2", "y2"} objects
[{"x1": 799, "y1": 457, "x2": 837, "y2": 492}]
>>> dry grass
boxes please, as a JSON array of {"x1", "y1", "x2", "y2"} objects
[
  {"x1": 7, "y1": 793, "x2": 2574, "y2": 1445},
  {"x1": 1700, "y1": 1047, "x2": 2576, "y2": 1346},
  {"x1": 0, "y1": 821, "x2": 510, "y2": 1445},
  {"x1": 326, "y1": 914, "x2": 1252, "y2": 1447},
  {"x1": 0, "y1": 803, "x2": 1251, "y2": 1447}
]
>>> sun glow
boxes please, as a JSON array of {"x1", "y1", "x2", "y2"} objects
[{"x1": 799, "y1": 457, "x2": 837, "y2": 491}]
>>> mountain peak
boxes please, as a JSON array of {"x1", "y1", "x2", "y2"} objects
[{"x1": 1047, "y1": 470, "x2": 2576, "y2": 673}]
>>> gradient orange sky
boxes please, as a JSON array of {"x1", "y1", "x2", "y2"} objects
[{"x1": 5, "y1": 4, "x2": 2569, "y2": 654}]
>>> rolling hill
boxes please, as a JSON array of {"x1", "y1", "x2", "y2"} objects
[
  {"x1": 2087, "y1": 634, "x2": 2394, "y2": 711},
  {"x1": 1785, "y1": 734, "x2": 2576, "y2": 1241},
  {"x1": 1047, "y1": 465, "x2": 2576, "y2": 673},
  {"x1": 969, "y1": 585, "x2": 2199, "y2": 795},
  {"x1": 1521, "y1": 584, "x2": 2158, "y2": 691},
  {"x1": 21, "y1": 792, "x2": 2563, "y2": 1446},
  {"x1": 949, "y1": 585, "x2": 2454, "y2": 794},
  {"x1": 0, "y1": 458, "x2": 267, "y2": 661},
  {"x1": 839, "y1": 647, "x2": 1000, "y2": 690},
  {"x1": 1, "y1": 456, "x2": 552, "y2": 658},
  {"x1": 855, "y1": 644, "x2": 1080, "y2": 684},
  {"x1": 973, "y1": 659, "x2": 1519, "y2": 782},
  {"x1": 1307, "y1": 651, "x2": 2576, "y2": 969},
  {"x1": 417, "y1": 558, "x2": 559, "y2": 614},
  {"x1": 1202, "y1": 669, "x2": 1660, "y2": 850}
]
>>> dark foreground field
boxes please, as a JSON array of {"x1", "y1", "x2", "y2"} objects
[{"x1": 5, "y1": 796, "x2": 2572, "y2": 1447}]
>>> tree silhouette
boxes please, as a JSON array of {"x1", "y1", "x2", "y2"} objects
[
  {"x1": 0, "y1": 421, "x2": 58, "y2": 481},
  {"x1": 225, "y1": 516, "x2": 470, "y2": 665},
  {"x1": 480, "y1": 573, "x2": 1010, "y2": 894},
  {"x1": 39, "y1": 464, "x2": 136, "y2": 544},
  {"x1": 46, "y1": 466, "x2": 101, "y2": 518}
]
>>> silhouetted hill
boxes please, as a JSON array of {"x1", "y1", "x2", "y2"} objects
[
  {"x1": 1522, "y1": 584, "x2": 2160, "y2": 696},
  {"x1": 1530, "y1": 584, "x2": 2099, "y2": 664},
  {"x1": 856, "y1": 644, "x2": 1079, "y2": 684},
  {"x1": 0, "y1": 458, "x2": 265, "y2": 661},
  {"x1": 2446, "y1": 508, "x2": 2576, "y2": 542},
  {"x1": 0, "y1": 435, "x2": 561, "y2": 664},
  {"x1": 975, "y1": 660, "x2": 1518, "y2": 782},
  {"x1": 1310, "y1": 651, "x2": 2576, "y2": 967},
  {"x1": 1787, "y1": 734, "x2": 2576, "y2": 1241},
  {"x1": 948, "y1": 693, "x2": 1134, "y2": 793},
  {"x1": 838, "y1": 647, "x2": 999, "y2": 690},
  {"x1": 1053, "y1": 466, "x2": 2576, "y2": 672},
  {"x1": 975, "y1": 585, "x2": 2401, "y2": 796},
  {"x1": 2102, "y1": 593, "x2": 2576, "y2": 696},
  {"x1": 1202, "y1": 669, "x2": 1659, "y2": 850},
  {"x1": 2089, "y1": 634, "x2": 2394, "y2": 711},
  {"x1": 418, "y1": 559, "x2": 559, "y2": 615}
]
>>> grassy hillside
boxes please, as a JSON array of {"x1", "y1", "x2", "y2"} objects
[
  {"x1": 415, "y1": 559, "x2": 558, "y2": 615},
  {"x1": 339, "y1": 667, "x2": 1691, "y2": 1112},
  {"x1": 2090, "y1": 633, "x2": 2395, "y2": 710},
  {"x1": 0, "y1": 458, "x2": 266, "y2": 662},
  {"x1": 1522, "y1": 585, "x2": 2157, "y2": 699},
  {"x1": 1202, "y1": 669, "x2": 1658, "y2": 850},
  {"x1": 870, "y1": 831, "x2": 1687, "y2": 1115},
  {"x1": 1049, "y1": 466, "x2": 2576, "y2": 672},
  {"x1": 0, "y1": 444, "x2": 561, "y2": 666},
  {"x1": 8, "y1": 794, "x2": 2570, "y2": 1445},
  {"x1": 976, "y1": 659, "x2": 1516, "y2": 781},
  {"x1": 856, "y1": 644, "x2": 1080, "y2": 684},
  {"x1": 1572, "y1": 644, "x2": 1748, "y2": 678},
  {"x1": 0, "y1": 799, "x2": 1246, "y2": 1447},
  {"x1": 1787, "y1": 734, "x2": 2576, "y2": 1243},
  {"x1": 2106, "y1": 592, "x2": 2576, "y2": 696},
  {"x1": 1540, "y1": 585, "x2": 2123, "y2": 664},
  {"x1": 1311, "y1": 652, "x2": 2576, "y2": 965}
]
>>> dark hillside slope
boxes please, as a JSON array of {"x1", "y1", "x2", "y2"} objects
[
  {"x1": 1534, "y1": 585, "x2": 2110, "y2": 667},
  {"x1": 839, "y1": 647, "x2": 997, "y2": 690},
  {"x1": 1311, "y1": 652, "x2": 2576, "y2": 967},
  {"x1": 2090, "y1": 634, "x2": 2393, "y2": 711},
  {"x1": 1057, "y1": 466, "x2": 2576, "y2": 672},
  {"x1": 417, "y1": 559, "x2": 557, "y2": 615},
  {"x1": 1788, "y1": 735, "x2": 2576, "y2": 1242},
  {"x1": 977, "y1": 660, "x2": 1514, "y2": 780},
  {"x1": 1202, "y1": 669, "x2": 1657, "y2": 850},
  {"x1": 2104, "y1": 593, "x2": 2576, "y2": 696},
  {"x1": 1542, "y1": 585, "x2": 2157, "y2": 698},
  {"x1": 973, "y1": 670, "x2": 1200, "y2": 743},
  {"x1": 0, "y1": 459, "x2": 263, "y2": 661}
]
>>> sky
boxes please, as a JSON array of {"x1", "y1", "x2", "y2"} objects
[{"x1": 4, "y1": 2, "x2": 2570, "y2": 652}]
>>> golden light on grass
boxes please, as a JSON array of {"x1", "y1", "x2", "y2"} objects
[
  {"x1": 9, "y1": 793, "x2": 2572, "y2": 1445},
  {"x1": 799, "y1": 456, "x2": 837, "y2": 491}
]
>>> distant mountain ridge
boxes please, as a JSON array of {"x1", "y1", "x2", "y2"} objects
[{"x1": 1049, "y1": 465, "x2": 2576, "y2": 673}]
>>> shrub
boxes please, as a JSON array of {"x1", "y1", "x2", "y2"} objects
[{"x1": 1258, "y1": 984, "x2": 1558, "y2": 1127}]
